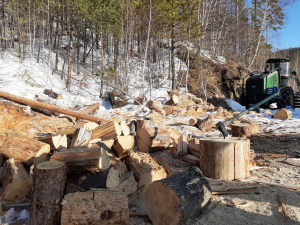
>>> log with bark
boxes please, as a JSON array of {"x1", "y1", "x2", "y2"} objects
[
  {"x1": 61, "y1": 190, "x2": 129, "y2": 225},
  {"x1": 29, "y1": 161, "x2": 67, "y2": 225},
  {"x1": 136, "y1": 127, "x2": 171, "y2": 153},
  {"x1": 0, "y1": 90, "x2": 109, "y2": 124},
  {"x1": 109, "y1": 89, "x2": 127, "y2": 109},
  {"x1": 231, "y1": 122, "x2": 252, "y2": 138},
  {"x1": 125, "y1": 150, "x2": 167, "y2": 189},
  {"x1": 2, "y1": 158, "x2": 32, "y2": 201},
  {"x1": 165, "y1": 91, "x2": 179, "y2": 106},
  {"x1": 134, "y1": 95, "x2": 147, "y2": 105},
  {"x1": 112, "y1": 135, "x2": 135, "y2": 159},
  {"x1": 193, "y1": 115, "x2": 216, "y2": 131},
  {"x1": 164, "y1": 105, "x2": 173, "y2": 116},
  {"x1": 43, "y1": 89, "x2": 63, "y2": 99},
  {"x1": 37, "y1": 135, "x2": 68, "y2": 151},
  {"x1": 181, "y1": 154, "x2": 200, "y2": 165},
  {"x1": 0, "y1": 133, "x2": 50, "y2": 165},
  {"x1": 144, "y1": 167, "x2": 211, "y2": 225},
  {"x1": 199, "y1": 137, "x2": 250, "y2": 180}
]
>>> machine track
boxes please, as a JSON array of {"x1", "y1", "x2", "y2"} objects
[{"x1": 294, "y1": 91, "x2": 300, "y2": 108}]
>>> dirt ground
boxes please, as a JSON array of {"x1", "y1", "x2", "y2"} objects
[{"x1": 1, "y1": 98, "x2": 300, "y2": 225}]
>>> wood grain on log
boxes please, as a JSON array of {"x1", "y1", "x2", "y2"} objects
[
  {"x1": 199, "y1": 137, "x2": 250, "y2": 180},
  {"x1": 0, "y1": 90, "x2": 109, "y2": 123},
  {"x1": 145, "y1": 168, "x2": 211, "y2": 225},
  {"x1": 0, "y1": 133, "x2": 50, "y2": 165},
  {"x1": 29, "y1": 161, "x2": 67, "y2": 225},
  {"x1": 91, "y1": 120, "x2": 117, "y2": 140},
  {"x1": 61, "y1": 190, "x2": 129, "y2": 225},
  {"x1": 37, "y1": 135, "x2": 68, "y2": 151}
]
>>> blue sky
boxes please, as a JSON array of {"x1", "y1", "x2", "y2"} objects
[{"x1": 277, "y1": 0, "x2": 300, "y2": 49}]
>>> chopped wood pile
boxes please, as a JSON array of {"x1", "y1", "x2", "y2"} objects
[{"x1": 0, "y1": 90, "x2": 277, "y2": 225}]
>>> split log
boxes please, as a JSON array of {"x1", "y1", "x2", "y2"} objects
[
  {"x1": 134, "y1": 95, "x2": 147, "y2": 105},
  {"x1": 173, "y1": 134, "x2": 188, "y2": 156},
  {"x1": 61, "y1": 190, "x2": 129, "y2": 225},
  {"x1": 136, "y1": 127, "x2": 171, "y2": 153},
  {"x1": 83, "y1": 122, "x2": 99, "y2": 130},
  {"x1": 112, "y1": 136, "x2": 135, "y2": 159},
  {"x1": 43, "y1": 89, "x2": 63, "y2": 99},
  {"x1": 120, "y1": 120, "x2": 130, "y2": 136},
  {"x1": 216, "y1": 106, "x2": 224, "y2": 116},
  {"x1": 0, "y1": 90, "x2": 109, "y2": 124},
  {"x1": 164, "y1": 105, "x2": 173, "y2": 116},
  {"x1": 0, "y1": 133, "x2": 50, "y2": 165},
  {"x1": 126, "y1": 150, "x2": 167, "y2": 189},
  {"x1": 50, "y1": 147, "x2": 110, "y2": 173},
  {"x1": 0, "y1": 153, "x2": 4, "y2": 167},
  {"x1": 231, "y1": 122, "x2": 252, "y2": 138},
  {"x1": 91, "y1": 120, "x2": 118, "y2": 140},
  {"x1": 147, "y1": 101, "x2": 166, "y2": 115},
  {"x1": 29, "y1": 161, "x2": 67, "y2": 225},
  {"x1": 117, "y1": 171, "x2": 138, "y2": 195},
  {"x1": 109, "y1": 89, "x2": 127, "y2": 109},
  {"x1": 165, "y1": 92, "x2": 179, "y2": 106},
  {"x1": 144, "y1": 167, "x2": 211, "y2": 225},
  {"x1": 199, "y1": 137, "x2": 250, "y2": 180},
  {"x1": 37, "y1": 135, "x2": 68, "y2": 151},
  {"x1": 106, "y1": 167, "x2": 120, "y2": 188},
  {"x1": 70, "y1": 128, "x2": 92, "y2": 149},
  {"x1": 66, "y1": 171, "x2": 109, "y2": 193},
  {"x1": 153, "y1": 156, "x2": 174, "y2": 176},
  {"x1": 187, "y1": 140, "x2": 200, "y2": 158},
  {"x1": 136, "y1": 120, "x2": 155, "y2": 131},
  {"x1": 181, "y1": 154, "x2": 200, "y2": 165},
  {"x1": 2, "y1": 158, "x2": 32, "y2": 201}
]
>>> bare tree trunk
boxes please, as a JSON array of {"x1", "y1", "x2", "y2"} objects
[{"x1": 67, "y1": 0, "x2": 74, "y2": 91}]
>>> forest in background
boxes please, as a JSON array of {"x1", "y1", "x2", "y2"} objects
[{"x1": 0, "y1": 0, "x2": 299, "y2": 97}]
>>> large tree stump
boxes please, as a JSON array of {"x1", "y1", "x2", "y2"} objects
[
  {"x1": 0, "y1": 133, "x2": 50, "y2": 165},
  {"x1": 61, "y1": 190, "x2": 129, "y2": 225},
  {"x1": 2, "y1": 158, "x2": 32, "y2": 201},
  {"x1": 29, "y1": 161, "x2": 67, "y2": 225},
  {"x1": 136, "y1": 127, "x2": 171, "y2": 152},
  {"x1": 199, "y1": 137, "x2": 250, "y2": 180},
  {"x1": 144, "y1": 167, "x2": 211, "y2": 225},
  {"x1": 125, "y1": 150, "x2": 167, "y2": 189}
]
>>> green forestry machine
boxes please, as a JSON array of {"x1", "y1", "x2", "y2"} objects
[
  {"x1": 240, "y1": 58, "x2": 300, "y2": 109},
  {"x1": 216, "y1": 58, "x2": 300, "y2": 138}
]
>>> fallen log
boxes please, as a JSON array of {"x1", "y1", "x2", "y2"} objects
[
  {"x1": 165, "y1": 91, "x2": 179, "y2": 106},
  {"x1": 231, "y1": 121, "x2": 259, "y2": 138},
  {"x1": 126, "y1": 150, "x2": 167, "y2": 189},
  {"x1": 181, "y1": 154, "x2": 199, "y2": 165},
  {"x1": 0, "y1": 133, "x2": 50, "y2": 165},
  {"x1": 144, "y1": 167, "x2": 211, "y2": 225},
  {"x1": 197, "y1": 115, "x2": 216, "y2": 131},
  {"x1": 61, "y1": 190, "x2": 129, "y2": 225},
  {"x1": 147, "y1": 101, "x2": 166, "y2": 115},
  {"x1": 0, "y1": 90, "x2": 109, "y2": 124},
  {"x1": 2, "y1": 158, "x2": 32, "y2": 201},
  {"x1": 109, "y1": 89, "x2": 127, "y2": 109},
  {"x1": 136, "y1": 127, "x2": 171, "y2": 153},
  {"x1": 163, "y1": 105, "x2": 173, "y2": 116},
  {"x1": 79, "y1": 103, "x2": 100, "y2": 115},
  {"x1": 29, "y1": 161, "x2": 67, "y2": 225},
  {"x1": 199, "y1": 137, "x2": 250, "y2": 180}
]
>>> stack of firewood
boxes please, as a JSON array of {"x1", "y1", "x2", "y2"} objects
[{"x1": 0, "y1": 91, "x2": 259, "y2": 225}]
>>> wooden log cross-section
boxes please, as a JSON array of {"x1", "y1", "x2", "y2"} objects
[
  {"x1": 0, "y1": 90, "x2": 109, "y2": 124},
  {"x1": 0, "y1": 133, "x2": 50, "y2": 165},
  {"x1": 199, "y1": 137, "x2": 250, "y2": 180},
  {"x1": 145, "y1": 167, "x2": 212, "y2": 225},
  {"x1": 29, "y1": 161, "x2": 67, "y2": 225}
]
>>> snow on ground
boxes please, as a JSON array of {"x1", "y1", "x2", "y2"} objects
[{"x1": 1, "y1": 45, "x2": 300, "y2": 138}]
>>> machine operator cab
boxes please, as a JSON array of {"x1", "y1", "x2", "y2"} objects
[{"x1": 264, "y1": 58, "x2": 290, "y2": 86}]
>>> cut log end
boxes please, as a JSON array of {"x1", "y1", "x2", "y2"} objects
[{"x1": 36, "y1": 161, "x2": 66, "y2": 170}]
